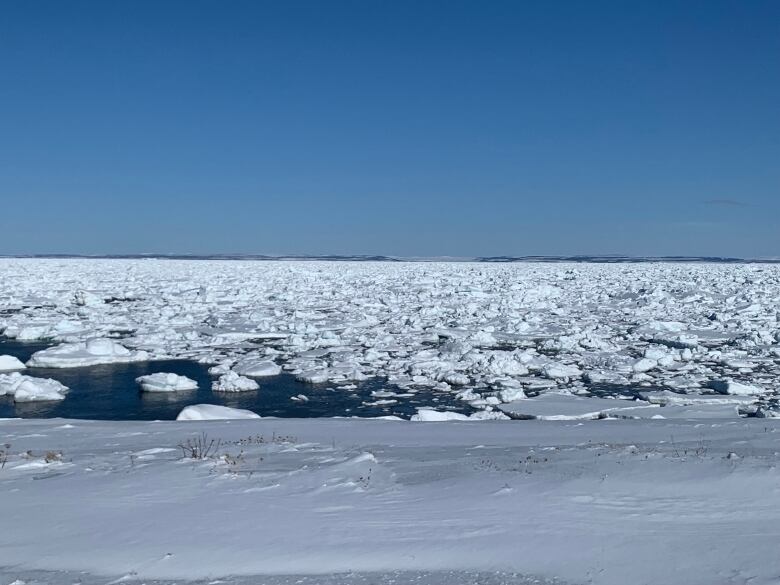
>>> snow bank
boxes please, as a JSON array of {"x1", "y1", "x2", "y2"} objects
[
  {"x1": 176, "y1": 404, "x2": 261, "y2": 420},
  {"x1": 3, "y1": 416, "x2": 780, "y2": 585},
  {"x1": 136, "y1": 373, "x2": 198, "y2": 392},
  {"x1": 0, "y1": 372, "x2": 68, "y2": 402},
  {"x1": 27, "y1": 338, "x2": 149, "y2": 368}
]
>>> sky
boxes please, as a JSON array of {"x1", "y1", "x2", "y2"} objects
[{"x1": 1, "y1": 1, "x2": 779, "y2": 258}]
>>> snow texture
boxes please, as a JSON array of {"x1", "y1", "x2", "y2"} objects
[{"x1": 1, "y1": 416, "x2": 780, "y2": 585}]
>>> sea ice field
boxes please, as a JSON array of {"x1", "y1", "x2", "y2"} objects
[{"x1": 2, "y1": 258, "x2": 780, "y2": 584}]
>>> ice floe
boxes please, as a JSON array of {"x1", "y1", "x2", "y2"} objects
[
  {"x1": 411, "y1": 409, "x2": 471, "y2": 421},
  {"x1": 27, "y1": 338, "x2": 149, "y2": 368},
  {"x1": 212, "y1": 371, "x2": 260, "y2": 392},
  {"x1": 176, "y1": 403, "x2": 261, "y2": 420},
  {"x1": 0, "y1": 355, "x2": 26, "y2": 371},
  {"x1": 499, "y1": 394, "x2": 652, "y2": 420},
  {"x1": 135, "y1": 372, "x2": 198, "y2": 392},
  {"x1": 638, "y1": 389, "x2": 758, "y2": 407},
  {"x1": 233, "y1": 358, "x2": 282, "y2": 377},
  {"x1": 0, "y1": 372, "x2": 68, "y2": 402},
  {"x1": 708, "y1": 379, "x2": 769, "y2": 396}
]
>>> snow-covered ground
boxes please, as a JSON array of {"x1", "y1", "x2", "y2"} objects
[
  {"x1": 2, "y1": 416, "x2": 780, "y2": 585},
  {"x1": 2, "y1": 258, "x2": 780, "y2": 418}
]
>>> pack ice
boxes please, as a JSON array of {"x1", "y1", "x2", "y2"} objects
[{"x1": 1, "y1": 258, "x2": 780, "y2": 418}]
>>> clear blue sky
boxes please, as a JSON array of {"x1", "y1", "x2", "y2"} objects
[{"x1": 2, "y1": 1, "x2": 778, "y2": 257}]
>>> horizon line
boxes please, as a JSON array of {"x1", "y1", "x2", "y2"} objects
[{"x1": 2, "y1": 253, "x2": 779, "y2": 264}]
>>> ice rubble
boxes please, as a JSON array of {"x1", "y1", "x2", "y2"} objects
[
  {"x1": 135, "y1": 373, "x2": 198, "y2": 392},
  {"x1": 0, "y1": 355, "x2": 26, "y2": 371},
  {"x1": 0, "y1": 372, "x2": 68, "y2": 402},
  {"x1": 176, "y1": 403, "x2": 261, "y2": 420},
  {"x1": 27, "y1": 338, "x2": 149, "y2": 368},
  {"x1": 2, "y1": 258, "x2": 780, "y2": 418}
]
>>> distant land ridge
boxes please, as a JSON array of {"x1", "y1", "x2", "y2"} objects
[{"x1": 2, "y1": 254, "x2": 779, "y2": 263}]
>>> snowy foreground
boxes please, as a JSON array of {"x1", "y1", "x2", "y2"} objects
[
  {"x1": 2, "y1": 259, "x2": 780, "y2": 416},
  {"x1": 2, "y1": 416, "x2": 780, "y2": 585}
]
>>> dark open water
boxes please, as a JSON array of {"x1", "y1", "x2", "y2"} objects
[{"x1": 0, "y1": 339, "x2": 473, "y2": 421}]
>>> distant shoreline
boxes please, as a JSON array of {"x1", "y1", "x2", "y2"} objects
[{"x1": 1, "y1": 254, "x2": 779, "y2": 263}]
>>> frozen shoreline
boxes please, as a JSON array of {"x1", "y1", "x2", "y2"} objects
[
  {"x1": 0, "y1": 569, "x2": 564, "y2": 585},
  {"x1": 2, "y1": 415, "x2": 780, "y2": 585}
]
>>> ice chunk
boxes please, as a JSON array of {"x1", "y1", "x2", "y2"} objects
[
  {"x1": 411, "y1": 409, "x2": 470, "y2": 421},
  {"x1": 208, "y1": 362, "x2": 233, "y2": 376},
  {"x1": 542, "y1": 363, "x2": 582, "y2": 380},
  {"x1": 176, "y1": 404, "x2": 261, "y2": 420},
  {"x1": 468, "y1": 409, "x2": 511, "y2": 420},
  {"x1": 212, "y1": 371, "x2": 259, "y2": 392},
  {"x1": 632, "y1": 358, "x2": 657, "y2": 373},
  {"x1": 443, "y1": 372, "x2": 469, "y2": 385},
  {"x1": 233, "y1": 358, "x2": 282, "y2": 377},
  {"x1": 707, "y1": 379, "x2": 768, "y2": 396},
  {"x1": 639, "y1": 390, "x2": 758, "y2": 405},
  {"x1": 499, "y1": 393, "x2": 646, "y2": 420},
  {"x1": 136, "y1": 373, "x2": 198, "y2": 392},
  {"x1": 607, "y1": 403, "x2": 741, "y2": 420},
  {"x1": 468, "y1": 330, "x2": 498, "y2": 347},
  {"x1": 28, "y1": 338, "x2": 149, "y2": 368},
  {"x1": 755, "y1": 406, "x2": 780, "y2": 419},
  {"x1": 0, "y1": 355, "x2": 26, "y2": 371},
  {"x1": 0, "y1": 372, "x2": 68, "y2": 402},
  {"x1": 498, "y1": 387, "x2": 526, "y2": 402},
  {"x1": 295, "y1": 370, "x2": 330, "y2": 383},
  {"x1": 73, "y1": 290, "x2": 103, "y2": 306}
]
